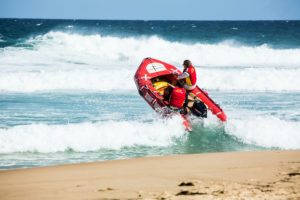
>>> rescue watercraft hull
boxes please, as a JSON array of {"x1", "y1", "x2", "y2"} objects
[{"x1": 134, "y1": 58, "x2": 227, "y2": 130}]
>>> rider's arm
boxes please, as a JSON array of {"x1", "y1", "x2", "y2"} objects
[{"x1": 177, "y1": 72, "x2": 189, "y2": 80}]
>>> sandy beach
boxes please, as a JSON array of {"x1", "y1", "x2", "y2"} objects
[{"x1": 0, "y1": 150, "x2": 299, "y2": 200}]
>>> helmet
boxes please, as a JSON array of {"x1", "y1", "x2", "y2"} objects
[{"x1": 183, "y1": 60, "x2": 192, "y2": 67}]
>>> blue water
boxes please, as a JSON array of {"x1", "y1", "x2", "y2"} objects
[
  {"x1": 0, "y1": 19, "x2": 300, "y2": 169},
  {"x1": 1, "y1": 19, "x2": 300, "y2": 48}
]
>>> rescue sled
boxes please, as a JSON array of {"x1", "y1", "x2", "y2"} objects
[{"x1": 134, "y1": 58, "x2": 227, "y2": 130}]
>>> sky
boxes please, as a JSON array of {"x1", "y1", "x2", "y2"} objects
[{"x1": 0, "y1": 0, "x2": 300, "y2": 20}]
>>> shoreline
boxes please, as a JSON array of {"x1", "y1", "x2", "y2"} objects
[{"x1": 0, "y1": 150, "x2": 299, "y2": 199}]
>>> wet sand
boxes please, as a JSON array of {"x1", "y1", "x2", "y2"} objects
[{"x1": 0, "y1": 150, "x2": 299, "y2": 200}]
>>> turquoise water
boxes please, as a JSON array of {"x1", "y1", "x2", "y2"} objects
[{"x1": 0, "y1": 19, "x2": 300, "y2": 169}]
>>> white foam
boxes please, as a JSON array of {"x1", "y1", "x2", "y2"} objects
[
  {"x1": 226, "y1": 116, "x2": 300, "y2": 149},
  {"x1": 200, "y1": 67, "x2": 300, "y2": 91},
  {"x1": 0, "y1": 67, "x2": 299, "y2": 92},
  {"x1": 0, "y1": 31, "x2": 300, "y2": 92},
  {"x1": 0, "y1": 117, "x2": 186, "y2": 153},
  {"x1": 2, "y1": 31, "x2": 300, "y2": 68},
  {"x1": 0, "y1": 69, "x2": 135, "y2": 92}
]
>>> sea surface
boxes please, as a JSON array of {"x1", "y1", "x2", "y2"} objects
[{"x1": 0, "y1": 19, "x2": 300, "y2": 169}]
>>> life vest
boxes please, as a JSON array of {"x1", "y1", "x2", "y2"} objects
[
  {"x1": 169, "y1": 87, "x2": 186, "y2": 109},
  {"x1": 184, "y1": 65, "x2": 197, "y2": 86},
  {"x1": 153, "y1": 81, "x2": 169, "y2": 96}
]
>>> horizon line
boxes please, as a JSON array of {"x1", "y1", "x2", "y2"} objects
[{"x1": 1, "y1": 17, "x2": 299, "y2": 21}]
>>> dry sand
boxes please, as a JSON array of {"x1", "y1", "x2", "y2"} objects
[{"x1": 0, "y1": 150, "x2": 299, "y2": 200}]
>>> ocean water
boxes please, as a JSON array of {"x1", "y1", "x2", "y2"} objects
[{"x1": 0, "y1": 19, "x2": 300, "y2": 169}]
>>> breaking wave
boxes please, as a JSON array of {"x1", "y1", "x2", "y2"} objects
[
  {"x1": 1, "y1": 114, "x2": 299, "y2": 154},
  {"x1": 226, "y1": 116, "x2": 300, "y2": 149},
  {"x1": 0, "y1": 117, "x2": 186, "y2": 153},
  {"x1": 0, "y1": 31, "x2": 300, "y2": 92}
]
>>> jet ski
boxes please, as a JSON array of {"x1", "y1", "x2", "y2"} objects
[{"x1": 134, "y1": 57, "x2": 227, "y2": 131}]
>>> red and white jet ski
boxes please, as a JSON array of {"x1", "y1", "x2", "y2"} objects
[{"x1": 134, "y1": 58, "x2": 227, "y2": 131}]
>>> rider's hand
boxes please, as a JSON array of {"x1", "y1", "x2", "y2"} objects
[{"x1": 172, "y1": 71, "x2": 179, "y2": 76}]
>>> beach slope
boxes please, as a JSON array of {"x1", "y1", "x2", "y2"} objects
[{"x1": 0, "y1": 150, "x2": 299, "y2": 200}]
